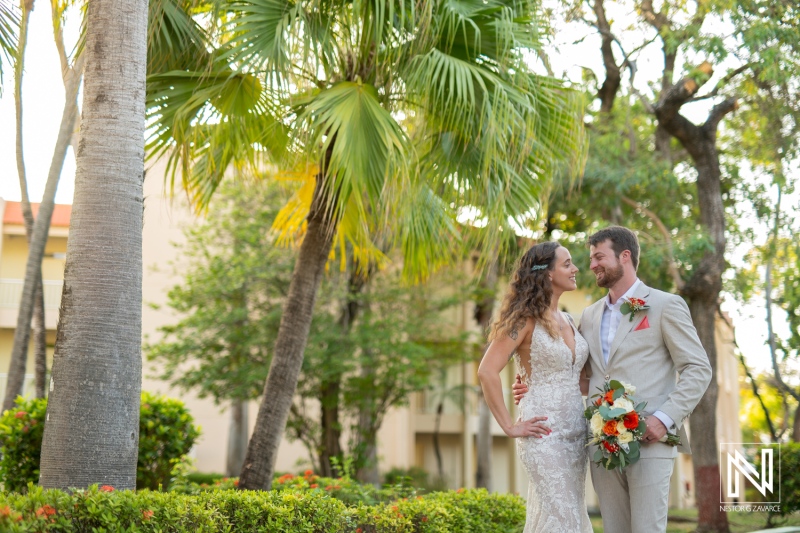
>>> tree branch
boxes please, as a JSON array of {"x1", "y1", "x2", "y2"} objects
[
  {"x1": 591, "y1": 0, "x2": 621, "y2": 112},
  {"x1": 620, "y1": 196, "x2": 684, "y2": 290},
  {"x1": 639, "y1": 0, "x2": 669, "y2": 32},
  {"x1": 703, "y1": 97, "x2": 739, "y2": 133},
  {"x1": 689, "y1": 64, "x2": 751, "y2": 103},
  {"x1": 580, "y1": 11, "x2": 656, "y2": 114}
]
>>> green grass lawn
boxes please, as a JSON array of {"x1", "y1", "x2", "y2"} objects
[{"x1": 589, "y1": 508, "x2": 800, "y2": 533}]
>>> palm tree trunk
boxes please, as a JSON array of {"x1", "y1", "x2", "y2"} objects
[
  {"x1": 38, "y1": 0, "x2": 148, "y2": 490},
  {"x1": 226, "y1": 400, "x2": 249, "y2": 477},
  {"x1": 11, "y1": 0, "x2": 47, "y2": 402},
  {"x1": 3, "y1": 0, "x2": 82, "y2": 412},
  {"x1": 33, "y1": 278, "x2": 47, "y2": 398},
  {"x1": 239, "y1": 174, "x2": 338, "y2": 490}
]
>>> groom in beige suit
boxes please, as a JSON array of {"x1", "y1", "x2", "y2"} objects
[
  {"x1": 581, "y1": 226, "x2": 711, "y2": 532},
  {"x1": 514, "y1": 226, "x2": 712, "y2": 532}
]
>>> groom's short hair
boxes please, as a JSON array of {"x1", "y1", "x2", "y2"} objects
[{"x1": 588, "y1": 226, "x2": 640, "y2": 270}]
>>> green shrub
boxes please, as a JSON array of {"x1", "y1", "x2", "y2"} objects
[
  {"x1": 186, "y1": 472, "x2": 225, "y2": 485},
  {"x1": 0, "y1": 397, "x2": 47, "y2": 492},
  {"x1": 383, "y1": 466, "x2": 429, "y2": 489},
  {"x1": 0, "y1": 485, "x2": 525, "y2": 532},
  {"x1": 0, "y1": 393, "x2": 200, "y2": 493},
  {"x1": 757, "y1": 442, "x2": 800, "y2": 526},
  {"x1": 137, "y1": 392, "x2": 201, "y2": 490}
]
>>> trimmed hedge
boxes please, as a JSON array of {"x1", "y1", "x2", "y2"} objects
[
  {"x1": 0, "y1": 485, "x2": 525, "y2": 532},
  {"x1": 0, "y1": 394, "x2": 200, "y2": 493}
]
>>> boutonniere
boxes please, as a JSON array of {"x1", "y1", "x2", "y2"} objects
[{"x1": 620, "y1": 297, "x2": 650, "y2": 322}]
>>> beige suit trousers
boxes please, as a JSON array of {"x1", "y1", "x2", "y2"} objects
[{"x1": 590, "y1": 458, "x2": 675, "y2": 533}]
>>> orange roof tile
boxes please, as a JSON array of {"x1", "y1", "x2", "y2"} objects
[{"x1": 3, "y1": 201, "x2": 71, "y2": 228}]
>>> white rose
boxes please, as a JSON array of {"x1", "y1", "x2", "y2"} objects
[
  {"x1": 621, "y1": 381, "x2": 636, "y2": 395},
  {"x1": 613, "y1": 398, "x2": 634, "y2": 413},
  {"x1": 590, "y1": 412, "x2": 604, "y2": 436},
  {"x1": 617, "y1": 428, "x2": 633, "y2": 444}
]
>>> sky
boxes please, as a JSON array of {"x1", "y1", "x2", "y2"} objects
[
  {"x1": 0, "y1": 2, "x2": 795, "y2": 377},
  {"x1": 0, "y1": 2, "x2": 79, "y2": 205}
]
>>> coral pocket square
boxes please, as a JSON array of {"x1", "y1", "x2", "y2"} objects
[{"x1": 634, "y1": 316, "x2": 650, "y2": 331}]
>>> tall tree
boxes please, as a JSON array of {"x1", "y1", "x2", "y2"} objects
[
  {"x1": 3, "y1": 0, "x2": 85, "y2": 411},
  {"x1": 38, "y1": 0, "x2": 148, "y2": 490},
  {"x1": 146, "y1": 0, "x2": 586, "y2": 490},
  {"x1": 12, "y1": 0, "x2": 49, "y2": 400}
]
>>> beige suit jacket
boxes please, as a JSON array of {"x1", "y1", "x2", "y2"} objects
[{"x1": 580, "y1": 282, "x2": 712, "y2": 458}]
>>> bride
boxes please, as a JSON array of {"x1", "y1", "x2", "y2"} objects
[{"x1": 477, "y1": 241, "x2": 592, "y2": 533}]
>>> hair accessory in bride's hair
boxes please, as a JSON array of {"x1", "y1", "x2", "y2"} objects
[{"x1": 530, "y1": 264, "x2": 549, "y2": 272}]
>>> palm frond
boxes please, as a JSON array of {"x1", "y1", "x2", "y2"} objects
[
  {"x1": 148, "y1": 0, "x2": 211, "y2": 74},
  {"x1": 270, "y1": 166, "x2": 390, "y2": 272},
  {"x1": 220, "y1": 0, "x2": 306, "y2": 78},
  {"x1": 395, "y1": 183, "x2": 460, "y2": 283},
  {"x1": 0, "y1": 0, "x2": 19, "y2": 91},
  {"x1": 299, "y1": 80, "x2": 410, "y2": 223},
  {"x1": 146, "y1": 67, "x2": 290, "y2": 209}
]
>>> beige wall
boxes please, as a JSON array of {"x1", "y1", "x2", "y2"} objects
[
  {"x1": 0, "y1": 213, "x2": 65, "y2": 396},
  {"x1": 139, "y1": 160, "x2": 315, "y2": 474}
]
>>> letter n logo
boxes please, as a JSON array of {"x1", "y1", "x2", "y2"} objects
[{"x1": 720, "y1": 443, "x2": 780, "y2": 504}]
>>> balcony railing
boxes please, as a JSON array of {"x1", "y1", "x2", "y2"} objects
[{"x1": 0, "y1": 279, "x2": 63, "y2": 310}]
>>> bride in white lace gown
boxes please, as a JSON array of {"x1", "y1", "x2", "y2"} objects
[{"x1": 478, "y1": 242, "x2": 592, "y2": 533}]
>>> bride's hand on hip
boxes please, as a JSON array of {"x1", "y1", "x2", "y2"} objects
[{"x1": 506, "y1": 416, "x2": 551, "y2": 438}]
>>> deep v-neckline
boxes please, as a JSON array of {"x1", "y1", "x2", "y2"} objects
[{"x1": 559, "y1": 312, "x2": 577, "y2": 366}]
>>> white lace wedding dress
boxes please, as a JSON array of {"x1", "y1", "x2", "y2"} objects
[{"x1": 514, "y1": 313, "x2": 592, "y2": 533}]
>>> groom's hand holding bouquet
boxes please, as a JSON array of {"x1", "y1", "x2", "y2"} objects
[{"x1": 585, "y1": 379, "x2": 681, "y2": 471}]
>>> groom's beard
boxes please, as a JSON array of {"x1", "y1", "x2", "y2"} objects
[{"x1": 594, "y1": 262, "x2": 624, "y2": 288}]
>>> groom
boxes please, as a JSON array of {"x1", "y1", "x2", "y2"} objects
[{"x1": 513, "y1": 226, "x2": 712, "y2": 533}]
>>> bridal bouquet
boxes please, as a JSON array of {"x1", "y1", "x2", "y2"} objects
[{"x1": 584, "y1": 379, "x2": 647, "y2": 470}]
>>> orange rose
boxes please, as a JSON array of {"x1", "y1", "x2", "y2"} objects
[
  {"x1": 594, "y1": 397, "x2": 603, "y2": 406},
  {"x1": 604, "y1": 390, "x2": 614, "y2": 405},
  {"x1": 623, "y1": 412, "x2": 639, "y2": 430},
  {"x1": 602, "y1": 420, "x2": 619, "y2": 436}
]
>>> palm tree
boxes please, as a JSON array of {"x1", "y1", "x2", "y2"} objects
[
  {"x1": 146, "y1": 0, "x2": 586, "y2": 489},
  {"x1": 4, "y1": 0, "x2": 86, "y2": 411},
  {"x1": 12, "y1": 0, "x2": 49, "y2": 400},
  {"x1": 38, "y1": 0, "x2": 149, "y2": 490}
]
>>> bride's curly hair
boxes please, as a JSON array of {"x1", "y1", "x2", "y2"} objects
[{"x1": 489, "y1": 241, "x2": 561, "y2": 342}]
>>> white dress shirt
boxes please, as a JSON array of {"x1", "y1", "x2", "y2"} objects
[
  {"x1": 600, "y1": 278, "x2": 642, "y2": 364},
  {"x1": 600, "y1": 278, "x2": 675, "y2": 431}
]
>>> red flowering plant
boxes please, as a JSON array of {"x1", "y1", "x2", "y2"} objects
[{"x1": 584, "y1": 379, "x2": 648, "y2": 470}]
